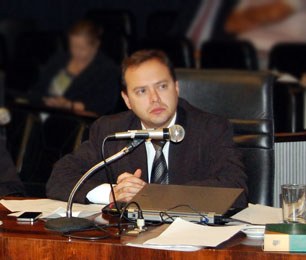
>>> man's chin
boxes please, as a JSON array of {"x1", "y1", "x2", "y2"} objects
[{"x1": 146, "y1": 117, "x2": 172, "y2": 129}]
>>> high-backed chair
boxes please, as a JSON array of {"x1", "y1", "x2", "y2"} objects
[
  {"x1": 201, "y1": 40, "x2": 258, "y2": 70},
  {"x1": 269, "y1": 43, "x2": 306, "y2": 79},
  {"x1": 7, "y1": 109, "x2": 94, "y2": 198},
  {"x1": 176, "y1": 69, "x2": 274, "y2": 205},
  {"x1": 139, "y1": 37, "x2": 195, "y2": 68},
  {"x1": 85, "y1": 9, "x2": 134, "y2": 37}
]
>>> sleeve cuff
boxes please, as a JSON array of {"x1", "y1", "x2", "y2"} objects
[{"x1": 86, "y1": 183, "x2": 112, "y2": 204}]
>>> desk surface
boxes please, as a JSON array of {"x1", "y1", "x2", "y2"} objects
[{"x1": 0, "y1": 201, "x2": 305, "y2": 260}]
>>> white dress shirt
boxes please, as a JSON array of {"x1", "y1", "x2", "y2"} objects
[{"x1": 86, "y1": 114, "x2": 177, "y2": 204}]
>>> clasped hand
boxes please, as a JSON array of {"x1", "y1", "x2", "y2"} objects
[{"x1": 110, "y1": 169, "x2": 146, "y2": 202}]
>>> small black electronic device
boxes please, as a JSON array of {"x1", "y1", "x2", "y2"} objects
[{"x1": 17, "y1": 212, "x2": 42, "y2": 222}]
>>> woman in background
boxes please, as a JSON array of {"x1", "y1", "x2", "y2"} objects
[{"x1": 32, "y1": 19, "x2": 121, "y2": 115}]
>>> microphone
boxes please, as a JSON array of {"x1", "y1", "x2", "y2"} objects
[{"x1": 108, "y1": 124, "x2": 185, "y2": 143}]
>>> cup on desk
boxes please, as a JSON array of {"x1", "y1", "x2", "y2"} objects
[{"x1": 282, "y1": 184, "x2": 306, "y2": 223}]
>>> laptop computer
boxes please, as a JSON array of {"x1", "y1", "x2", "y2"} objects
[{"x1": 127, "y1": 184, "x2": 243, "y2": 223}]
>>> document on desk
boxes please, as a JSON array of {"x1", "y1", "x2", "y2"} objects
[
  {"x1": 127, "y1": 218, "x2": 245, "y2": 251},
  {"x1": 0, "y1": 199, "x2": 104, "y2": 218},
  {"x1": 231, "y1": 203, "x2": 283, "y2": 225}
]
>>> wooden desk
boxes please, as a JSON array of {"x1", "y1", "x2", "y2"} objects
[{"x1": 0, "y1": 203, "x2": 305, "y2": 259}]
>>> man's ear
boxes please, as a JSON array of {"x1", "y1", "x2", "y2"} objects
[
  {"x1": 175, "y1": 80, "x2": 179, "y2": 95},
  {"x1": 121, "y1": 91, "x2": 132, "y2": 110}
]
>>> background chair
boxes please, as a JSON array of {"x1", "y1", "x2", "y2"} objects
[
  {"x1": 200, "y1": 40, "x2": 258, "y2": 70},
  {"x1": 269, "y1": 43, "x2": 306, "y2": 79},
  {"x1": 273, "y1": 81, "x2": 304, "y2": 133},
  {"x1": 7, "y1": 108, "x2": 94, "y2": 197},
  {"x1": 176, "y1": 69, "x2": 274, "y2": 205},
  {"x1": 5, "y1": 31, "x2": 64, "y2": 93},
  {"x1": 85, "y1": 9, "x2": 134, "y2": 64},
  {"x1": 146, "y1": 11, "x2": 178, "y2": 37},
  {"x1": 139, "y1": 37, "x2": 195, "y2": 68}
]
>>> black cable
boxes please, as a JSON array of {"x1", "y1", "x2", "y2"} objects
[
  {"x1": 61, "y1": 222, "x2": 136, "y2": 240},
  {"x1": 101, "y1": 136, "x2": 121, "y2": 214},
  {"x1": 118, "y1": 201, "x2": 143, "y2": 234},
  {"x1": 159, "y1": 204, "x2": 210, "y2": 224}
]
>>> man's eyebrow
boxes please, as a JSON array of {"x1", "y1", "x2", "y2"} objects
[
  {"x1": 132, "y1": 85, "x2": 147, "y2": 91},
  {"x1": 153, "y1": 80, "x2": 168, "y2": 85}
]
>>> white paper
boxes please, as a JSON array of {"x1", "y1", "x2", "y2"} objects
[
  {"x1": 144, "y1": 218, "x2": 245, "y2": 247},
  {"x1": 231, "y1": 203, "x2": 283, "y2": 225},
  {"x1": 127, "y1": 243, "x2": 202, "y2": 252},
  {"x1": 1, "y1": 199, "x2": 105, "y2": 219}
]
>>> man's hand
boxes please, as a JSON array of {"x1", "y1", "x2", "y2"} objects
[{"x1": 110, "y1": 169, "x2": 146, "y2": 202}]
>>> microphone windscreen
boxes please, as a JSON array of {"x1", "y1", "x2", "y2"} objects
[{"x1": 169, "y1": 125, "x2": 185, "y2": 143}]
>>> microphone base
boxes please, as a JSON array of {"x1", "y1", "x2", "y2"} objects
[{"x1": 45, "y1": 217, "x2": 95, "y2": 233}]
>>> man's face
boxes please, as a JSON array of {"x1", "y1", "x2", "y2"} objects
[{"x1": 122, "y1": 59, "x2": 179, "y2": 129}]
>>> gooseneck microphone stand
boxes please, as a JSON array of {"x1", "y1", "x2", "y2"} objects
[{"x1": 45, "y1": 139, "x2": 144, "y2": 232}]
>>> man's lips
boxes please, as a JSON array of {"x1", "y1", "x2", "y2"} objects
[{"x1": 150, "y1": 107, "x2": 166, "y2": 114}]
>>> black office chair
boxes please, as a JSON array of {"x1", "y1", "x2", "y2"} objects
[
  {"x1": 100, "y1": 32, "x2": 130, "y2": 65},
  {"x1": 201, "y1": 40, "x2": 258, "y2": 70},
  {"x1": 146, "y1": 11, "x2": 178, "y2": 36},
  {"x1": 85, "y1": 9, "x2": 134, "y2": 37},
  {"x1": 0, "y1": 18, "x2": 37, "y2": 64},
  {"x1": 5, "y1": 31, "x2": 64, "y2": 93},
  {"x1": 273, "y1": 81, "x2": 304, "y2": 133},
  {"x1": 269, "y1": 43, "x2": 306, "y2": 79},
  {"x1": 176, "y1": 69, "x2": 274, "y2": 206},
  {"x1": 139, "y1": 37, "x2": 195, "y2": 68},
  {"x1": 0, "y1": 34, "x2": 7, "y2": 71},
  {"x1": 10, "y1": 111, "x2": 93, "y2": 198}
]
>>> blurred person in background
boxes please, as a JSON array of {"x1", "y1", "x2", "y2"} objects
[
  {"x1": 226, "y1": 0, "x2": 306, "y2": 68},
  {"x1": 30, "y1": 19, "x2": 121, "y2": 115}
]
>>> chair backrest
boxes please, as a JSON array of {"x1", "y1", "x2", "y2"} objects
[
  {"x1": 5, "y1": 31, "x2": 64, "y2": 92},
  {"x1": 269, "y1": 43, "x2": 306, "y2": 79},
  {"x1": 100, "y1": 32, "x2": 130, "y2": 65},
  {"x1": 176, "y1": 69, "x2": 275, "y2": 205},
  {"x1": 0, "y1": 18, "x2": 37, "y2": 64},
  {"x1": 201, "y1": 40, "x2": 258, "y2": 70},
  {"x1": 140, "y1": 37, "x2": 195, "y2": 68},
  {"x1": 9, "y1": 111, "x2": 92, "y2": 197},
  {"x1": 146, "y1": 11, "x2": 178, "y2": 36},
  {"x1": 0, "y1": 34, "x2": 7, "y2": 70},
  {"x1": 85, "y1": 9, "x2": 134, "y2": 37}
]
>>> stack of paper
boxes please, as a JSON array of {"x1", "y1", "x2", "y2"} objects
[
  {"x1": 127, "y1": 218, "x2": 245, "y2": 251},
  {"x1": 0, "y1": 199, "x2": 104, "y2": 218},
  {"x1": 232, "y1": 203, "x2": 283, "y2": 225}
]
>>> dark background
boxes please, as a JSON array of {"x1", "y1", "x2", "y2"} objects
[{"x1": 0, "y1": 0, "x2": 203, "y2": 38}]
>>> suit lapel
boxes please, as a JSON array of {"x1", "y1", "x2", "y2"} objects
[
  {"x1": 169, "y1": 104, "x2": 188, "y2": 183},
  {"x1": 125, "y1": 116, "x2": 149, "y2": 182}
]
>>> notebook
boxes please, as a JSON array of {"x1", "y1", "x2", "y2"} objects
[{"x1": 127, "y1": 184, "x2": 243, "y2": 223}]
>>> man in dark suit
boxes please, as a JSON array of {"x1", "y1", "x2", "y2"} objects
[{"x1": 46, "y1": 50, "x2": 247, "y2": 207}]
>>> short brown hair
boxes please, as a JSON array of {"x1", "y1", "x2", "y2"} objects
[
  {"x1": 69, "y1": 19, "x2": 102, "y2": 45},
  {"x1": 121, "y1": 49, "x2": 176, "y2": 92}
]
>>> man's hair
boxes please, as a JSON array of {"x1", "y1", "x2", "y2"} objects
[{"x1": 121, "y1": 49, "x2": 176, "y2": 92}]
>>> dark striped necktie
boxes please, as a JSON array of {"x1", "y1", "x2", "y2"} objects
[{"x1": 150, "y1": 140, "x2": 169, "y2": 184}]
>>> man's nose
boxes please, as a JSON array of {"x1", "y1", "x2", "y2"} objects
[{"x1": 150, "y1": 89, "x2": 161, "y2": 103}]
